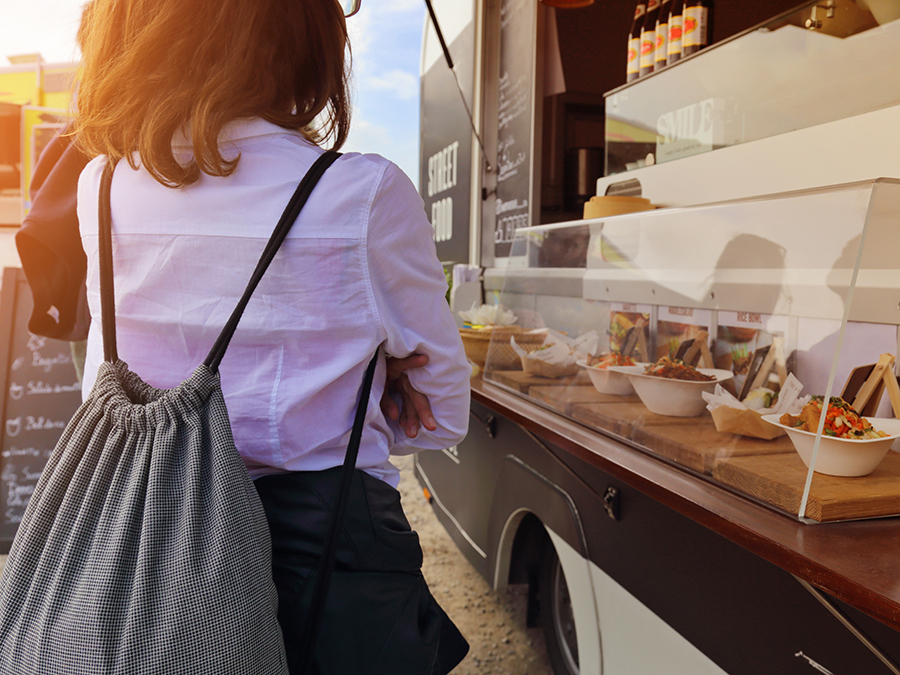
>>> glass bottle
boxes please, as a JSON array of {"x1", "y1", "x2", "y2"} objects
[
  {"x1": 682, "y1": 0, "x2": 712, "y2": 57},
  {"x1": 666, "y1": 0, "x2": 684, "y2": 65},
  {"x1": 627, "y1": 2, "x2": 647, "y2": 82},
  {"x1": 655, "y1": 0, "x2": 673, "y2": 70},
  {"x1": 639, "y1": 0, "x2": 661, "y2": 77}
]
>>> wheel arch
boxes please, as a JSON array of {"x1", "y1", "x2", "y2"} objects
[
  {"x1": 487, "y1": 453, "x2": 588, "y2": 592},
  {"x1": 486, "y1": 453, "x2": 603, "y2": 673}
]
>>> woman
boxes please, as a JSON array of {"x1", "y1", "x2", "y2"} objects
[{"x1": 73, "y1": 0, "x2": 471, "y2": 672}]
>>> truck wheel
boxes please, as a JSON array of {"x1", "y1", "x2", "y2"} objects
[{"x1": 540, "y1": 544, "x2": 580, "y2": 675}]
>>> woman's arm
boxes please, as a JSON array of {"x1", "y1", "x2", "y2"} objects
[
  {"x1": 366, "y1": 161, "x2": 471, "y2": 453},
  {"x1": 382, "y1": 353, "x2": 436, "y2": 439}
]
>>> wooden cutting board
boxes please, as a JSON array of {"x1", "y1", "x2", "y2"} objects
[
  {"x1": 713, "y1": 451, "x2": 900, "y2": 522},
  {"x1": 529, "y1": 386, "x2": 635, "y2": 416},
  {"x1": 484, "y1": 370, "x2": 591, "y2": 394},
  {"x1": 634, "y1": 422, "x2": 794, "y2": 474},
  {"x1": 571, "y1": 400, "x2": 707, "y2": 431},
  {"x1": 569, "y1": 401, "x2": 642, "y2": 436},
  {"x1": 568, "y1": 403, "x2": 789, "y2": 472}
]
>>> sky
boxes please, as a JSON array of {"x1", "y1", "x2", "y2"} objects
[{"x1": 0, "y1": 0, "x2": 427, "y2": 186}]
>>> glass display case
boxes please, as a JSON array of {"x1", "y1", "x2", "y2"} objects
[
  {"x1": 475, "y1": 178, "x2": 900, "y2": 523},
  {"x1": 604, "y1": 2, "x2": 900, "y2": 174}
]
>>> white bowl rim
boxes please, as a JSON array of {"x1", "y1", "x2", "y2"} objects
[
  {"x1": 760, "y1": 413, "x2": 900, "y2": 444},
  {"x1": 608, "y1": 365, "x2": 734, "y2": 384}
]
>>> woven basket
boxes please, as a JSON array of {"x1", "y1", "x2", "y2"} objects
[{"x1": 460, "y1": 326, "x2": 547, "y2": 370}]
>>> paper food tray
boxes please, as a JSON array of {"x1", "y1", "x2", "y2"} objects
[
  {"x1": 520, "y1": 354, "x2": 580, "y2": 379},
  {"x1": 710, "y1": 406, "x2": 786, "y2": 440}
]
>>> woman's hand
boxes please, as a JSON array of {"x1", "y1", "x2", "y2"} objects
[{"x1": 382, "y1": 354, "x2": 436, "y2": 439}]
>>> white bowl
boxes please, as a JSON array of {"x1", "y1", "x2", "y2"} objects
[
  {"x1": 610, "y1": 366, "x2": 734, "y2": 417},
  {"x1": 761, "y1": 414, "x2": 900, "y2": 477},
  {"x1": 577, "y1": 360, "x2": 645, "y2": 395}
]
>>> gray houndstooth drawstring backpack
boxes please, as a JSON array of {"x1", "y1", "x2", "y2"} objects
[{"x1": 0, "y1": 151, "x2": 341, "y2": 674}]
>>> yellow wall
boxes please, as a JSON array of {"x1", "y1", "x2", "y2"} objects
[
  {"x1": 40, "y1": 65, "x2": 78, "y2": 110},
  {"x1": 0, "y1": 62, "x2": 77, "y2": 108},
  {"x1": 0, "y1": 67, "x2": 40, "y2": 106}
]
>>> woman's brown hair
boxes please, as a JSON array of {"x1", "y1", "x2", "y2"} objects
[{"x1": 74, "y1": 0, "x2": 351, "y2": 187}]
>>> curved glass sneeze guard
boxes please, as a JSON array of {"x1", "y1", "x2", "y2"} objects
[
  {"x1": 605, "y1": 3, "x2": 900, "y2": 174},
  {"x1": 481, "y1": 179, "x2": 900, "y2": 523}
]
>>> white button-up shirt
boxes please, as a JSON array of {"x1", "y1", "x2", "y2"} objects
[{"x1": 77, "y1": 119, "x2": 471, "y2": 487}]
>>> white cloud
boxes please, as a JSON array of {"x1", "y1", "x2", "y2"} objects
[
  {"x1": 382, "y1": 0, "x2": 425, "y2": 11},
  {"x1": 347, "y1": 10, "x2": 375, "y2": 58},
  {"x1": 366, "y1": 69, "x2": 418, "y2": 101},
  {"x1": 344, "y1": 118, "x2": 391, "y2": 153}
]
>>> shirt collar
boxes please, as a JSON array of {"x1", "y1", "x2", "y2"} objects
[{"x1": 171, "y1": 118, "x2": 311, "y2": 148}]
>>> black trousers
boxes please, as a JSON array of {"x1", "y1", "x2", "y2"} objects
[{"x1": 254, "y1": 468, "x2": 469, "y2": 675}]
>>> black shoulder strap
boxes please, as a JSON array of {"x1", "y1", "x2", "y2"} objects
[
  {"x1": 98, "y1": 151, "x2": 342, "y2": 369},
  {"x1": 297, "y1": 347, "x2": 379, "y2": 675},
  {"x1": 98, "y1": 161, "x2": 118, "y2": 363}
]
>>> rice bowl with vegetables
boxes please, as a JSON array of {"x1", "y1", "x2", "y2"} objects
[{"x1": 780, "y1": 396, "x2": 888, "y2": 440}]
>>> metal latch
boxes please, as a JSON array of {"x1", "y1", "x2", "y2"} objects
[
  {"x1": 468, "y1": 409, "x2": 497, "y2": 438},
  {"x1": 603, "y1": 485, "x2": 620, "y2": 521}
]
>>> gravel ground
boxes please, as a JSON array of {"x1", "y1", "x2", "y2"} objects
[
  {"x1": 0, "y1": 455, "x2": 555, "y2": 674},
  {"x1": 394, "y1": 454, "x2": 555, "y2": 675}
]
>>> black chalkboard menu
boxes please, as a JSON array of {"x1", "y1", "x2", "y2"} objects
[
  {"x1": 0, "y1": 267, "x2": 82, "y2": 552},
  {"x1": 494, "y1": 0, "x2": 536, "y2": 259}
]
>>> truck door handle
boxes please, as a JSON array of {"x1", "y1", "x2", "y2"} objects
[
  {"x1": 469, "y1": 409, "x2": 497, "y2": 438},
  {"x1": 603, "y1": 485, "x2": 620, "y2": 521}
]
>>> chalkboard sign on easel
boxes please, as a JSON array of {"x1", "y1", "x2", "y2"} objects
[
  {"x1": 494, "y1": 0, "x2": 536, "y2": 259},
  {"x1": 0, "y1": 267, "x2": 82, "y2": 552}
]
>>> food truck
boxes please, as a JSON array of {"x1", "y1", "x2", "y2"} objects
[{"x1": 416, "y1": 1, "x2": 900, "y2": 673}]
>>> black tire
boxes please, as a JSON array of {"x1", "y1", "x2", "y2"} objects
[{"x1": 540, "y1": 543, "x2": 580, "y2": 675}]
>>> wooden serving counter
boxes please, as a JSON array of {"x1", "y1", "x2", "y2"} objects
[
  {"x1": 485, "y1": 369, "x2": 900, "y2": 520},
  {"x1": 474, "y1": 371, "x2": 900, "y2": 634}
]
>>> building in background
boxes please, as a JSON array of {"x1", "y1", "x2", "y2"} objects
[{"x1": 0, "y1": 54, "x2": 76, "y2": 236}]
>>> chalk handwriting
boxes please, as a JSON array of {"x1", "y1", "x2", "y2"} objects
[
  {"x1": 26, "y1": 380, "x2": 81, "y2": 395},
  {"x1": 31, "y1": 351, "x2": 73, "y2": 373},
  {"x1": 26, "y1": 335, "x2": 47, "y2": 352},
  {"x1": 25, "y1": 416, "x2": 66, "y2": 431}
]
